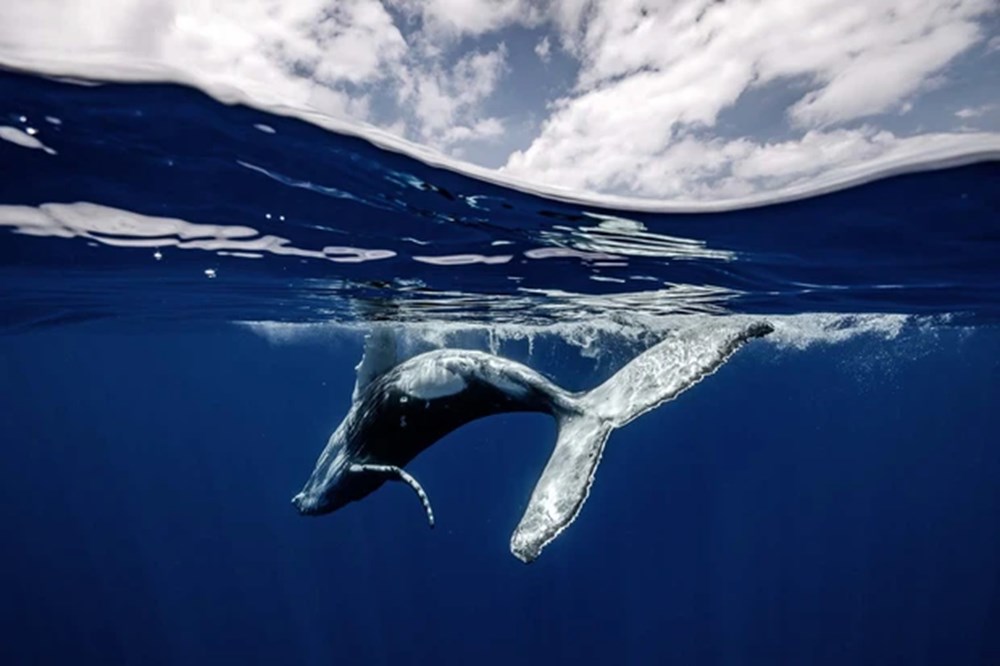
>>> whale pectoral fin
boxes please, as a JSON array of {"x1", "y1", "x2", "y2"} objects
[
  {"x1": 581, "y1": 320, "x2": 773, "y2": 427},
  {"x1": 510, "y1": 414, "x2": 612, "y2": 564},
  {"x1": 350, "y1": 463, "x2": 435, "y2": 528}
]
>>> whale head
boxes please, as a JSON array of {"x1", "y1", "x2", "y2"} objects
[
  {"x1": 292, "y1": 463, "x2": 384, "y2": 516},
  {"x1": 291, "y1": 431, "x2": 383, "y2": 516}
]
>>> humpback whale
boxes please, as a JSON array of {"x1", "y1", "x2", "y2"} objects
[{"x1": 293, "y1": 320, "x2": 773, "y2": 562}]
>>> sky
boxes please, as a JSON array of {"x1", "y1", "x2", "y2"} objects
[{"x1": 0, "y1": 0, "x2": 997, "y2": 202}]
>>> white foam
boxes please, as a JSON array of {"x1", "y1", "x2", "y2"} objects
[
  {"x1": 353, "y1": 328, "x2": 398, "y2": 400},
  {"x1": 766, "y1": 313, "x2": 911, "y2": 350},
  {"x1": 243, "y1": 312, "x2": 939, "y2": 365}
]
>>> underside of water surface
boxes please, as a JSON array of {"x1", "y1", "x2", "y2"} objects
[{"x1": 1, "y1": 70, "x2": 998, "y2": 336}]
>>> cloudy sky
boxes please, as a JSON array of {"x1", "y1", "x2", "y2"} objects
[{"x1": 1, "y1": 0, "x2": 997, "y2": 201}]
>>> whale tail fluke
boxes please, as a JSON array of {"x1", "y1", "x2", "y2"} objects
[
  {"x1": 510, "y1": 320, "x2": 773, "y2": 563},
  {"x1": 510, "y1": 413, "x2": 613, "y2": 563}
]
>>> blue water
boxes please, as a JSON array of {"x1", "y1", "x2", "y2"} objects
[{"x1": 1, "y1": 70, "x2": 999, "y2": 664}]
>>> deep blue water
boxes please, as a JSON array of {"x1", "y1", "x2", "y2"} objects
[{"x1": 1, "y1": 70, "x2": 999, "y2": 664}]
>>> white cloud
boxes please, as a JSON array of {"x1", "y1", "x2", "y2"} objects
[
  {"x1": 734, "y1": 129, "x2": 889, "y2": 181},
  {"x1": 440, "y1": 117, "x2": 506, "y2": 145},
  {"x1": 0, "y1": 0, "x2": 407, "y2": 120},
  {"x1": 787, "y1": 18, "x2": 983, "y2": 126},
  {"x1": 400, "y1": 44, "x2": 509, "y2": 146},
  {"x1": 955, "y1": 104, "x2": 995, "y2": 119},
  {"x1": 0, "y1": 1, "x2": 521, "y2": 159},
  {"x1": 507, "y1": 123, "x2": 1000, "y2": 201},
  {"x1": 388, "y1": 0, "x2": 541, "y2": 38},
  {"x1": 535, "y1": 36, "x2": 552, "y2": 62},
  {"x1": 0, "y1": 0, "x2": 995, "y2": 201},
  {"x1": 503, "y1": 0, "x2": 996, "y2": 197}
]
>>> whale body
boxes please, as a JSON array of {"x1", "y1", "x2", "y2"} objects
[{"x1": 293, "y1": 320, "x2": 773, "y2": 562}]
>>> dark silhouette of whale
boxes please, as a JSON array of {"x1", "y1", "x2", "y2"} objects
[{"x1": 293, "y1": 320, "x2": 773, "y2": 562}]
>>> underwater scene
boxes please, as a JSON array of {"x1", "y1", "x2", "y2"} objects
[{"x1": 1, "y1": 21, "x2": 999, "y2": 666}]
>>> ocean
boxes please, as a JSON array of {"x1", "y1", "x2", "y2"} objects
[{"x1": 1, "y1": 69, "x2": 998, "y2": 664}]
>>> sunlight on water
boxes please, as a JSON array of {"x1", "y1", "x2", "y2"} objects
[{"x1": 0, "y1": 202, "x2": 396, "y2": 262}]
